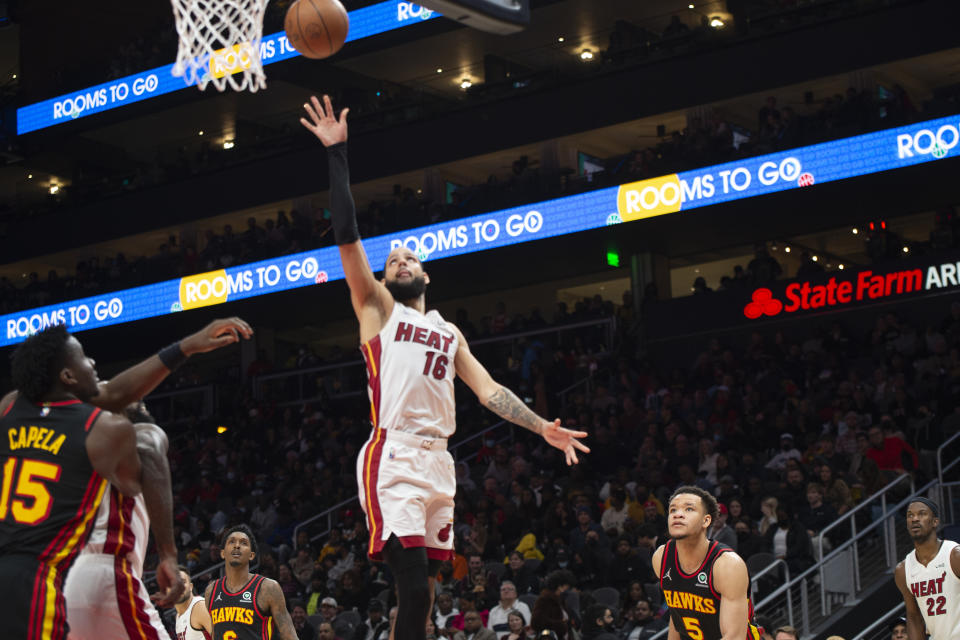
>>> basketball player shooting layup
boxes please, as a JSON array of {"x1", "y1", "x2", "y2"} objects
[
  {"x1": 894, "y1": 498, "x2": 960, "y2": 640},
  {"x1": 205, "y1": 524, "x2": 297, "y2": 640},
  {"x1": 652, "y1": 486, "x2": 761, "y2": 640},
  {"x1": 299, "y1": 95, "x2": 590, "y2": 640}
]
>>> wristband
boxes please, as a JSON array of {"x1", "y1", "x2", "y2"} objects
[{"x1": 158, "y1": 342, "x2": 188, "y2": 371}]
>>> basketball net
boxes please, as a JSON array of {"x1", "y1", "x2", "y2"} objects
[{"x1": 170, "y1": 0, "x2": 270, "y2": 92}]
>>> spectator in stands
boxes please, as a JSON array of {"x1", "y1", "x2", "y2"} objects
[
  {"x1": 606, "y1": 535, "x2": 654, "y2": 591},
  {"x1": 502, "y1": 610, "x2": 533, "y2": 640},
  {"x1": 457, "y1": 553, "x2": 499, "y2": 609},
  {"x1": 779, "y1": 466, "x2": 808, "y2": 512},
  {"x1": 291, "y1": 546, "x2": 316, "y2": 587},
  {"x1": 307, "y1": 571, "x2": 327, "y2": 615},
  {"x1": 451, "y1": 592, "x2": 490, "y2": 633},
  {"x1": 503, "y1": 551, "x2": 540, "y2": 595},
  {"x1": 291, "y1": 599, "x2": 316, "y2": 640},
  {"x1": 581, "y1": 605, "x2": 618, "y2": 640},
  {"x1": 764, "y1": 503, "x2": 814, "y2": 574},
  {"x1": 600, "y1": 486, "x2": 632, "y2": 535},
  {"x1": 621, "y1": 598, "x2": 665, "y2": 640},
  {"x1": 710, "y1": 504, "x2": 737, "y2": 551},
  {"x1": 455, "y1": 610, "x2": 497, "y2": 640},
  {"x1": 435, "y1": 591, "x2": 460, "y2": 634},
  {"x1": 641, "y1": 502, "x2": 668, "y2": 543},
  {"x1": 488, "y1": 581, "x2": 531, "y2": 634},
  {"x1": 747, "y1": 244, "x2": 782, "y2": 286},
  {"x1": 889, "y1": 617, "x2": 907, "y2": 640},
  {"x1": 279, "y1": 563, "x2": 305, "y2": 601},
  {"x1": 530, "y1": 570, "x2": 577, "y2": 640},
  {"x1": 357, "y1": 599, "x2": 389, "y2": 640},
  {"x1": 569, "y1": 506, "x2": 608, "y2": 553},
  {"x1": 865, "y1": 423, "x2": 918, "y2": 474},
  {"x1": 765, "y1": 433, "x2": 802, "y2": 472},
  {"x1": 818, "y1": 465, "x2": 854, "y2": 515},
  {"x1": 798, "y1": 482, "x2": 838, "y2": 554},
  {"x1": 317, "y1": 621, "x2": 340, "y2": 640},
  {"x1": 320, "y1": 596, "x2": 340, "y2": 625},
  {"x1": 734, "y1": 519, "x2": 766, "y2": 559}
]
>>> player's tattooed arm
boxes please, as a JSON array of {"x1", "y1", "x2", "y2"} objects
[
  {"x1": 259, "y1": 579, "x2": 298, "y2": 640},
  {"x1": 484, "y1": 386, "x2": 545, "y2": 434},
  {"x1": 453, "y1": 324, "x2": 589, "y2": 465}
]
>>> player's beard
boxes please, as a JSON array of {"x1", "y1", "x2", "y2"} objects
[
  {"x1": 385, "y1": 275, "x2": 426, "y2": 302},
  {"x1": 177, "y1": 589, "x2": 193, "y2": 605}
]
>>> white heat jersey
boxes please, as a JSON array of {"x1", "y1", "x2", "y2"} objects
[
  {"x1": 79, "y1": 484, "x2": 149, "y2": 576},
  {"x1": 361, "y1": 302, "x2": 459, "y2": 438},
  {"x1": 176, "y1": 596, "x2": 209, "y2": 640},
  {"x1": 905, "y1": 540, "x2": 960, "y2": 640}
]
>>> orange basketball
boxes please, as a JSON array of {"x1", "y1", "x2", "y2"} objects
[{"x1": 284, "y1": 0, "x2": 349, "y2": 60}]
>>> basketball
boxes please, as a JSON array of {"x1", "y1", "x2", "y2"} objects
[{"x1": 284, "y1": 0, "x2": 349, "y2": 60}]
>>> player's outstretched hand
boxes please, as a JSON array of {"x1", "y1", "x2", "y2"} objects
[
  {"x1": 542, "y1": 418, "x2": 590, "y2": 465},
  {"x1": 150, "y1": 556, "x2": 185, "y2": 607},
  {"x1": 300, "y1": 95, "x2": 349, "y2": 147},
  {"x1": 182, "y1": 317, "x2": 254, "y2": 355}
]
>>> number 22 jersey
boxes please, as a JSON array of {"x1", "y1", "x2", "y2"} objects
[{"x1": 904, "y1": 540, "x2": 960, "y2": 640}]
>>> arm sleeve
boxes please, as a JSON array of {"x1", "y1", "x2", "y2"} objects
[{"x1": 327, "y1": 142, "x2": 360, "y2": 245}]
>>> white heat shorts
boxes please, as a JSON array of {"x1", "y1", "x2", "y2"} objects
[
  {"x1": 357, "y1": 428, "x2": 456, "y2": 562},
  {"x1": 64, "y1": 553, "x2": 168, "y2": 640}
]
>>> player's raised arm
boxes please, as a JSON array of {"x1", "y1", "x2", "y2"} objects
[
  {"x1": 257, "y1": 579, "x2": 299, "y2": 640},
  {"x1": 450, "y1": 325, "x2": 589, "y2": 465},
  {"x1": 92, "y1": 317, "x2": 253, "y2": 412},
  {"x1": 713, "y1": 552, "x2": 750, "y2": 640},
  {"x1": 894, "y1": 561, "x2": 927, "y2": 640},
  {"x1": 300, "y1": 95, "x2": 393, "y2": 336},
  {"x1": 86, "y1": 412, "x2": 142, "y2": 497}
]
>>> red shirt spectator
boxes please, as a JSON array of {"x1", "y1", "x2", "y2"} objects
[{"x1": 864, "y1": 425, "x2": 918, "y2": 472}]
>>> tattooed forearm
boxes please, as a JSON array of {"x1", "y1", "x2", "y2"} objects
[{"x1": 484, "y1": 386, "x2": 544, "y2": 435}]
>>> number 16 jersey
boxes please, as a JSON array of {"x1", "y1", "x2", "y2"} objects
[{"x1": 361, "y1": 302, "x2": 459, "y2": 438}]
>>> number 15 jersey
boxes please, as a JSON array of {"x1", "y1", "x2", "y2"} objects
[{"x1": 361, "y1": 302, "x2": 459, "y2": 438}]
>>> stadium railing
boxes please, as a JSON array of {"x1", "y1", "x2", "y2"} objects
[{"x1": 851, "y1": 602, "x2": 905, "y2": 640}]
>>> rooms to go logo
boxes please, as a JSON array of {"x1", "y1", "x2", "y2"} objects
[
  {"x1": 397, "y1": 2, "x2": 433, "y2": 21},
  {"x1": 896, "y1": 124, "x2": 959, "y2": 159}
]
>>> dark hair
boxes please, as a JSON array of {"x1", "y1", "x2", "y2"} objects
[
  {"x1": 583, "y1": 604, "x2": 612, "y2": 636},
  {"x1": 11, "y1": 324, "x2": 71, "y2": 402},
  {"x1": 507, "y1": 609, "x2": 527, "y2": 625},
  {"x1": 544, "y1": 569, "x2": 576, "y2": 591},
  {"x1": 289, "y1": 598, "x2": 306, "y2": 610},
  {"x1": 221, "y1": 523, "x2": 259, "y2": 556},
  {"x1": 669, "y1": 485, "x2": 719, "y2": 527}
]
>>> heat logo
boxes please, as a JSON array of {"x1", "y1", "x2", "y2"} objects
[
  {"x1": 743, "y1": 288, "x2": 782, "y2": 319},
  {"x1": 437, "y1": 522, "x2": 452, "y2": 542}
]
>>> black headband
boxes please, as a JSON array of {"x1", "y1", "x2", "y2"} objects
[{"x1": 908, "y1": 497, "x2": 940, "y2": 519}]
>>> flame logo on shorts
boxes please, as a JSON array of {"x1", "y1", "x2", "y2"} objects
[{"x1": 437, "y1": 523, "x2": 452, "y2": 542}]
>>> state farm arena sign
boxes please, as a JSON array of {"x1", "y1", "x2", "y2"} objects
[{"x1": 743, "y1": 259, "x2": 960, "y2": 320}]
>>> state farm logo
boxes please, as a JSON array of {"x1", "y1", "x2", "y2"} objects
[{"x1": 743, "y1": 288, "x2": 782, "y2": 319}]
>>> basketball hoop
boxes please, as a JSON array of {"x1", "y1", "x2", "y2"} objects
[{"x1": 170, "y1": 0, "x2": 270, "y2": 92}]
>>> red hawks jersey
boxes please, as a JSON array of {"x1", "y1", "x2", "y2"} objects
[{"x1": 361, "y1": 302, "x2": 459, "y2": 438}]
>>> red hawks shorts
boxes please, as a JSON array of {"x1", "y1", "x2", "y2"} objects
[{"x1": 357, "y1": 428, "x2": 455, "y2": 562}]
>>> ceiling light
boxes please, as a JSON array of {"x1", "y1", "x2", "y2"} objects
[
  {"x1": 12, "y1": 74, "x2": 17, "y2": 79},
  {"x1": 27, "y1": 174, "x2": 32, "y2": 179},
  {"x1": 557, "y1": 36, "x2": 565, "y2": 42},
  {"x1": 459, "y1": 78, "x2": 473, "y2": 89},
  {"x1": 812, "y1": 255, "x2": 818, "y2": 262},
  {"x1": 579, "y1": 48, "x2": 594, "y2": 61},
  {"x1": 223, "y1": 140, "x2": 235, "y2": 149},
  {"x1": 902, "y1": 246, "x2": 910, "y2": 253},
  {"x1": 217, "y1": 425, "x2": 229, "y2": 434},
  {"x1": 436, "y1": 67, "x2": 443, "y2": 73},
  {"x1": 709, "y1": 16, "x2": 725, "y2": 28},
  {"x1": 688, "y1": 3, "x2": 694, "y2": 8},
  {"x1": 784, "y1": 247, "x2": 791, "y2": 253},
  {"x1": 852, "y1": 227, "x2": 858, "y2": 234},
  {"x1": 48, "y1": 184, "x2": 60, "y2": 195},
  {"x1": 198, "y1": 130, "x2": 204, "y2": 136},
  {"x1": 838, "y1": 264, "x2": 844, "y2": 270}
]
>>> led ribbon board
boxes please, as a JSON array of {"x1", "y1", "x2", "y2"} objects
[
  {"x1": 15, "y1": 1, "x2": 440, "y2": 135},
  {"x1": 3, "y1": 113, "x2": 959, "y2": 346}
]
